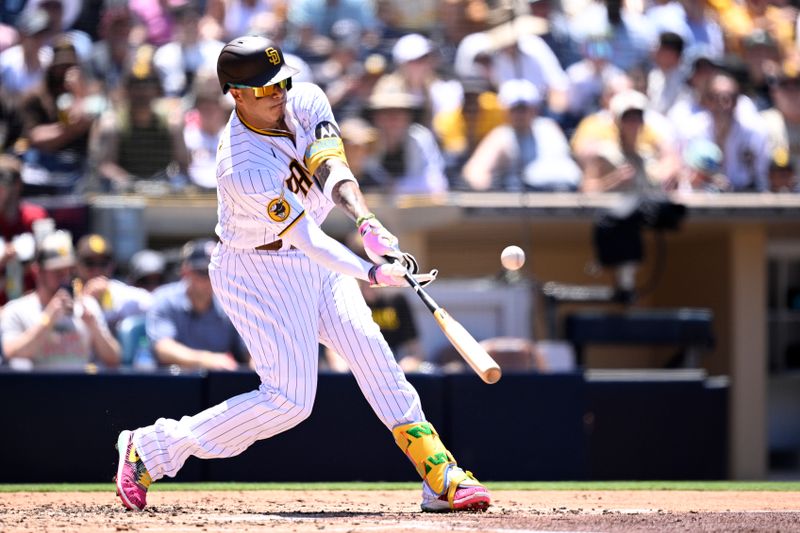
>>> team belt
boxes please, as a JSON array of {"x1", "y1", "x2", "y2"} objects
[
  {"x1": 255, "y1": 240, "x2": 284, "y2": 251},
  {"x1": 255, "y1": 240, "x2": 297, "y2": 251}
]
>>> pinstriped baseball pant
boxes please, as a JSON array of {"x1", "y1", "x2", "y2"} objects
[{"x1": 133, "y1": 245, "x2": 425, "y2": 480}]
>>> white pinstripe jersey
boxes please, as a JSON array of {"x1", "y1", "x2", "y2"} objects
[{"x1": 214, "y1": 82, "x2": 339, "y2": 249}]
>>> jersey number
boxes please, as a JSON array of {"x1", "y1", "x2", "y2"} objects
[{"x1": 286, "y1": 160, "x2": 313, "y2": 196}]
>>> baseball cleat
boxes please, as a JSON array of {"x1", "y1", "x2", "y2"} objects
[
  {"x1": 420, "y1": 467, "x2": 491, "y2": 512},
  {"x1": 114, "y1": 430, "x2": 152, "y2": 511}
]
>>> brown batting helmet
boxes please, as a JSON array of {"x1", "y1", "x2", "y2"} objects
[{"x1": 216, "y1": 35, "x2": 299, "y2": 94}]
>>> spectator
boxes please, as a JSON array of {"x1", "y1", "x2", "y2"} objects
[
  {"x1": 312, "y1": 18, "x2": 362, "y2": 91},
  {"x1": 372, "y1": 33, "x2": 462, "y2": 127},
  {"x1": 0, "y1": 96, "x2": 24, "y2": 152},
  {"x1": 433, "y1": 77, "x2": 506, "y2": 185},
  {"x1": 462, "y1": 78, "x2": 580, "y2": 191},
  {"x1": 327, "y1": 52, "x2": 387, "y2": 119},
  {"x1": 339, "y1": 116, "x2": 388, "y2": 187},
  {"x1": 740, "y1": 29, "x2": 783, "y2": 111},
  {"x1": 89, "y1": 49, "x2": 189, "y2": 193},
  {"x1": 762, "y1": 70, "x2": 800, "y2": 176},
  {"x1": 22, "y1": 0, "x2": 93, "y2": 60},
  {"x1": 74, "y1": 234, "x2": 153, "y2": 335},
  {"x1": 667, "y1": 47, "x2": 759, "y2": 130},
  {"x1": 572, "y1": 75, "x2": 681, "y2": 184},
  {"x1": 579, "y1": 89, "x2": 680, "y2": 192},
  {"x1": 487, "y1": 15, "x2": 570, "y2": 116},
  {"x1": 362, "y1": 87, "x2": 448, "y2": 194},
  {"x1": 647, "y1": 31, "x2": 686, "y2": 115},
  {"x1": 89, "y1": 3, "x2": 137, "y2": 97},
  {"x1": 569, "y1": 0, "x2": 656, "y2": 72},
  {"x1": 671, "y1": 138, "x2": 730, "y2": 193},
  {"x1": 0, "y1": 8, "x2": 52, "y2": 102},
  {"x1": 565, "y1": 35, "x2": 625, "y2": 120},
  {"x1": 527, "y1": 0, "x2": 582, "y2": 69},
  {"x1": 683, "y1": 69, "x2": 770, "y2": 191},
  {"x1": 716, "y1": 0, "x2": 796, "y2": 60},
  {"x1": 129, "y1": 0, "x2": 179, "y2": 47},
  {"x1": 204, "y1": 0, "x2": 285, "y2": 42},
  {"x1": 127, "y1": 248, "x2": 167, "y2": 293},
  {"x1": 17, "y1": 38, "x2": 102, "y2": 195},
  {"x1": 646, "y1": 0, "x2": 725, "y2": 57},
  {"x1": 0, "y1": 155, "x2": 47, "y2": 305},
  {"x1": 153, "y1": 1, "x2": 225, "y2": 98},
  {"x1": 287, "y1": 0, "x2": 377, "y2": 41},
  {"x1": 0, "y1": 230, "x2": 121, "y2": 370},
  {"x1": 146, "y1": 238, "x2": 247, "y2": 371},
  {"x1": 768, "y1": 147, "x2": 799, "y2": 193},
  {"x1": 183, "y1": 69, "x2": 232, "y2": 190}
]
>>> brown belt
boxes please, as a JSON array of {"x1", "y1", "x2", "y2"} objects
[
  {"x1": 255, "y1": 240, "x2": 284, "y2": 251},
  {"x1": 254, "y1": 239, "x2": 297, "y2": 252}
]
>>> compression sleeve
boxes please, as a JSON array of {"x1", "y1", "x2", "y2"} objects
[{"x1": 280, "y1": 214, "x2": 373, "y2": 281}]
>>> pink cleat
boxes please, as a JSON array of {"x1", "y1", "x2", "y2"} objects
[
  {"x1": 114, "y1": 430, "x2": 152, "y2": 511},
  {"x1": 420, "y1": 467, "x2": 491, "y2": 512}
]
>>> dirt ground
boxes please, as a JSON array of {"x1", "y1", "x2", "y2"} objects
[{"x1": 1, "y1": 489, "x2": 799, "y2": 533}]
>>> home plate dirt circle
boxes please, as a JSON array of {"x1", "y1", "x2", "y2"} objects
[{"x1": 1, "y1": 489, "x2": 799, "y2": 532}]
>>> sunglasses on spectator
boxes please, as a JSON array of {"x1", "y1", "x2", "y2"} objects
[
  {"x1": 230, "y1": 79, "x2": 291, "y2": 98},
  {"x1": 80, "y1": 257, "x2": 111, "y2": 268},
  {"x1": 708, "y1": 91, "x2": 736, "y2": 103}
]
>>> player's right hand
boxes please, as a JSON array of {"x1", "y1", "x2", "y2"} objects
[
  {"x1": 358, "y1": 216, "x2": 399, "y2": 265},
  {"x1": 368, "y1": 263, "x2": 408, "y2": 288}
]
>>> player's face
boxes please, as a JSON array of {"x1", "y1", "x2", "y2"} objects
[{"x1": 231, "y1": 83, "x2": 288, "y2": 129}]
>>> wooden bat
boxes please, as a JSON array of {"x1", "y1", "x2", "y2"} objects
[{"x1": 401, "y1": 270, "x2": 502, "y2": 384}]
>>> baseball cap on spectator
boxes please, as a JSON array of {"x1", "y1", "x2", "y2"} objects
[
  {"x1": 392, "y1": 34, "x2": 432, "y2": 65},
  {"x1": 498, "y1": 79, "x2": 541, "y2": 108},
  {"x1": 36, "y1": 230, "x2": 76, "y2": 270},
  {"x1": 181, "y1": 239, "x2": 215, "y2": 271},
  {"x1": 16, "y1": 8, "x2": 50, "y2": 37},
  {"x1": 367, "y1": 86, "x2": 423, "y2": 111},
  {"x1": 683, "y1": 139, "x2": 723, "y2": 174},
  {"x1": 340, "y1": 117, "x2": 378, "y2": 146},
  {"x1": 609, "y1": 90, "x2": 648, "y2": 120},
  {"x1": 129, "y1": 249, "x2": 166, "y2": 287},
  {"x1": 76, "y1": 234, "x2": 113, "y2": 266},
  {"x1": 50, "y1": 38, "x2": 79, "y2": 69}
]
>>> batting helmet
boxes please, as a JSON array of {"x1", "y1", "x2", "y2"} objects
[{"x1": 216, "y1": 35, "x2": 299, "y2": 94}]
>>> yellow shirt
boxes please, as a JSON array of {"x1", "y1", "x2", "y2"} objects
[{"x1": 433, "y1": 92, "x2": 506, "y2": 154}]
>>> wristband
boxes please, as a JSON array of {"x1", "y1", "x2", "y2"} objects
[
  {"x1": 322, "y1": 164, "x2": 357, "y2": 201},
  {"x1": 356, "y1": 213, "x2": 376, "y2": 228}
]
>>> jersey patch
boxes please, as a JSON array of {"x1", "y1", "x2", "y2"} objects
[
  {"x1": 267, "y1": 197, "x2": 291, "y2": 222},
  {"x1": 315, "y1": 121, "x2": 341, "y2": 139}
]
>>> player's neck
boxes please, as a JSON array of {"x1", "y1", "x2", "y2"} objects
[{"x1": 236, "y1": 108, "x2": 289, "y2": 134}]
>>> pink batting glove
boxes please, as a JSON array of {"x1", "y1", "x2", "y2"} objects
[
  {"x1": 359, "y1": 217, "x2": 399, "y2": 265},
  {"x1": 368, "y1": 263, "x2": 408, "y2": 288}
]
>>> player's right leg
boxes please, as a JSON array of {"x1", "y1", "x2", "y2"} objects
[
  {"x1": 115, "y1": 247, "x2": 324, "y2": 510},
  {"x1": 317, "y1": 273, "x2": 491, "y2": 512}
]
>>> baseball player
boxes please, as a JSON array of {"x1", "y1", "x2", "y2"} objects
[{"x1": 115, "y1": 35, "x2": 491, "y2": 513}]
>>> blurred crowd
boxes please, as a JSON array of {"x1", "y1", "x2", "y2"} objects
[
  {"x1": 1, "y1": 0, "x2": 800, "y2": 371},
  {"x1": 0, "y1": 0, "x2": 798, "y2": 197}
]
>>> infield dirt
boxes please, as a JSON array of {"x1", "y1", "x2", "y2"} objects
[{"x1": 1, "y1": 489, "x2": 799, "y2": 532}]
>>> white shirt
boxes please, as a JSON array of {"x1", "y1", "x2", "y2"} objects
[
  {"x1": 682, "y1": 113, "x2": 770, "y2": 191},
  {"x1": 492, "y1": 35, "x2": 569, "y2": 96},
  {"x1": 0, "y1": 44, "x2": 52, "y2": 97},
  {"x1": 215, "y1": 83, "x2": 337, "y2": 250}
]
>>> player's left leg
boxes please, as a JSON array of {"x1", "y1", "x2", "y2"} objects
[{"x1": 317, "y1": 272, "x2": 490, "y2": 512}]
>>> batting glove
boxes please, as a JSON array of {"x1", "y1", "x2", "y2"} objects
[
  {"x1": 368, "y1": 264, "x2": 438, "y2": 288},
  {"x1": 358, "y1": 215, "x2": 399, "y2": 263}
]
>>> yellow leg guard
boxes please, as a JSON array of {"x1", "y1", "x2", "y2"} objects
[{"x1": 392, "y1": 421, "x2": 458, "y2": 495}]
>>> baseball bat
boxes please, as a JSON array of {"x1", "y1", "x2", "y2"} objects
[{"x1": 401, "y1": 270, "x2": 502, "y2": 384}]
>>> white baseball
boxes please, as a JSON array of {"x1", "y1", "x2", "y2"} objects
[{"x1": 501, "y1": 245, "x2": 525, "y2": 271}]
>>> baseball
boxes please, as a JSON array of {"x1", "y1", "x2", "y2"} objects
[{"x1": 501, "y1": 245, "x2": 525, "y2": 271}]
